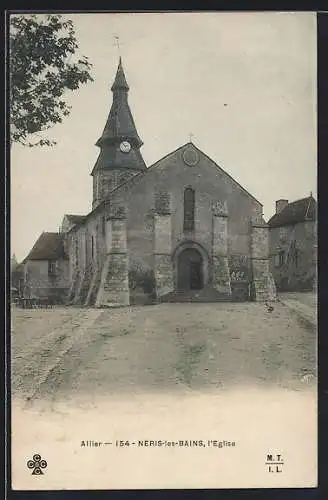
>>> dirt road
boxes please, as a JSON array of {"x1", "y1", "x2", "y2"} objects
[{"x1": 11, "y1": 300, "x2": 317, "y2": 408}]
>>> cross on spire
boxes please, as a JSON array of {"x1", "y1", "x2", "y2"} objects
[
  {"x1": 189, "y1": 132, "x2": 194, "y2": 143},
  {"x1": 114, "y1": 35, "x2": 120, "y2": 54}
]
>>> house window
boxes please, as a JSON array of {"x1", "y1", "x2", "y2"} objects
[
  {"x1": 48, "y1": 260, "x2": 58, "y2": 275},
  {"x1": 184, "y1": 187, "x2": 195, "y2": 231},
  {"x1": 279, "y1": 227, "x2": 288, "y2": 242}
]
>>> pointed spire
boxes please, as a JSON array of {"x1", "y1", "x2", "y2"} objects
[
  {"x1": 111, "y1": 57, "x2": 129, "y2": 92},
  {"x1": 92, "y1": 57, "x2": 146, "y2": 174},
  {"x1": 96, "y1": 58, "x2": 142, "y2": 148}
]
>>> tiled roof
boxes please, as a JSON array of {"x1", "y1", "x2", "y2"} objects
[
  {"x1": 96, "y1": 58, "x2": 143, "y2": 149},
  {"x1": 65, "y1": 214, "x2": 86, "y2": 226},
  {"x1": 26, "y1": 232, "x2": 68, "y2": 261},
  {"x1": 92, "y1": 145, "x2": 146, "y2": 172},
  {"x1": 268, "y1": 196, "x2": 316, "y2": 228},
  {"x1": 111, "y1": 57, "x2": 129, "y2": 91},
  {"x1": 92, "y1": 58, "x2": 145, "y2": 175}
]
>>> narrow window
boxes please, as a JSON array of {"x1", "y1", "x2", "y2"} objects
[
  {"x1": 91, "y1": 236, "x2": 94, "y2": 260},
  {"x1": 48, "y1": 260, "x2": 57, "y2": 275},
  {"x1": 94, "y1": 174, "x2": 100, "y2": 201},
  {"x1": 279, "y1": 250, "x2": 284, "y2": 266},
  {"x1": 102, "y1": 216, "x2": 106, "y2": 236},
  {"x1": 75, "y1": 238, "x2": 79, "y2": 266},
  {"x1": 184, "y1": 187, "x2": 195, "y2": 231}
]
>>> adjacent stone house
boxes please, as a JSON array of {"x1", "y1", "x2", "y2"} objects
[
  {"x1": 25, "y1": 57, "x2": 277, "y2": 306},
  {"x1": 21, "y1": 232, "x2": 69, "y2": 302},
  {"x1": 268, "y1": 196, "x2": 317, "y2": 291}
]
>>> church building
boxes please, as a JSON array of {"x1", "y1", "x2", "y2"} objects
[{"x1": 25, "y1": 58, "x2": 277, "y2": 306}]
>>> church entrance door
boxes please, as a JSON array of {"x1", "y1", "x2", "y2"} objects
[{"x1": 177, "y1": 248, "x2": 203, "y2": 291}]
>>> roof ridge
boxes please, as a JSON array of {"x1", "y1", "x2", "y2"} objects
[
  {"x1": 268, "y1": 195, "x2": 316, "y2": 227},
  {"x1": 66, "y1": 213, "x2": 86, "y2": 216},
  {"x1": 24, "y1": 232, "x2": 67, "y2": 261},
  {"x1": 190, "y1": 143, "x2": 262, "y2": 206},
  {"x1": 89, "y1": 144, "x2": 189, "y2": 214},
  {"x1": 93, "y1": 142, "x2": 263, "y2": 209},
  {"x1": 288, "y1": 195, "x2": 315, "y2": 205}
]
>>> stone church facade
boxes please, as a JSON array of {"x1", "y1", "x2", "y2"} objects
[
  {"x1": 58, "y1": 58, "x2": 276, "y2": 307},
  {"x1": 23, "y1": 58, "x2": 276, "y2": 306}
]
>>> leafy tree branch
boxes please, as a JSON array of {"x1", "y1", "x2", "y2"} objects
[{"x1": 10, "y1": 14, "x2": 93, "y2": 147}]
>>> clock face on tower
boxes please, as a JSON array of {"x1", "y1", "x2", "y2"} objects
[{"x1": 119, "y1": 141, "x2": 131, "y2": 153}]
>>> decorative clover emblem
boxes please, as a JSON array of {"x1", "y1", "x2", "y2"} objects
[{"x1": 27, "y1": 454, "x2": 47, "y2": 475}]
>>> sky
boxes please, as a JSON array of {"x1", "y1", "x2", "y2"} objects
[{"x1": 10, "y1": 12, "x2": 317, "y2": 262}]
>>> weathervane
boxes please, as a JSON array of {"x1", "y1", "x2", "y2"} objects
[
  {"x1": 189, "y1": 132, "x2": 194, "y2": 143},
  {"x1": 114, "y1": 35, "x2": 121, "y2": 55}
]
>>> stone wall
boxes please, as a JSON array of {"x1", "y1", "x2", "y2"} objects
[
  {"x1": 153, "y1": 193, "x2": 174, "y2": 297},
  {"x1": 154, "y1": 254, "x2": 174, "y2": 297},
  {"x1": 109, "y1": 144, "x2": 263, "y2": 273},
  {"x1": 93, "y1": 169, "x2": 137, "y2": 209},
  {"x1": 66, "y1": 144, "x2": 269, "y2": 305},
  {"x1": 212, "y1": 201, "x2": 231, "y2": 296},
  {"x1": 251, "y1": 217, "x2": 276, "y2": 301},
  {"x1": 23, "y1": 259, "x2": 69, "y2": 301},
  {"x1": 98, "y1": 253, "x2": 129, "y2": 306},
  {"x1": 269, "y1": 220, "x2": 317, "y2": 291},
  {"x1": 96, "y1": 210, "x2": 130, "y2": 307}
]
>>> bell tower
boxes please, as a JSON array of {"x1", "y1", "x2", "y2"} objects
[{"x1": 91, "y1": 57, "x2": 146, "y2": 209}]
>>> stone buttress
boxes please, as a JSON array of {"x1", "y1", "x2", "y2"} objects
[
  {"x1": 153, "y1": 192, "x2": 174, "y2": 298},
  {"x1": 95, "y1": 206, "x2": 130, "y2": 307},
  {"x1": 212, "y1": 200, "x2": 232, "y2": 297},
  {"x1": 250, "y1": 215, "x2": 277, "y2": 301}
]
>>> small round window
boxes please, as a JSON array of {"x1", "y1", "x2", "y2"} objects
[{"x1": 182, "y1": 148, "x2": 199, "y2": 167}]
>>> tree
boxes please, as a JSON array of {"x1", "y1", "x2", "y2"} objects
[{"x1": 9, "y1": 14, "x2": 93, "y2": 147}]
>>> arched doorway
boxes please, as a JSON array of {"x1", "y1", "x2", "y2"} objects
[{"x1": 177, "y1": 248, "x2": 204, "y2": 291}]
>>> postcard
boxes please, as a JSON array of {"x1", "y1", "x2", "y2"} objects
[{"x1": 10, "y1": 11, "x2": 317, "y2": 490}]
